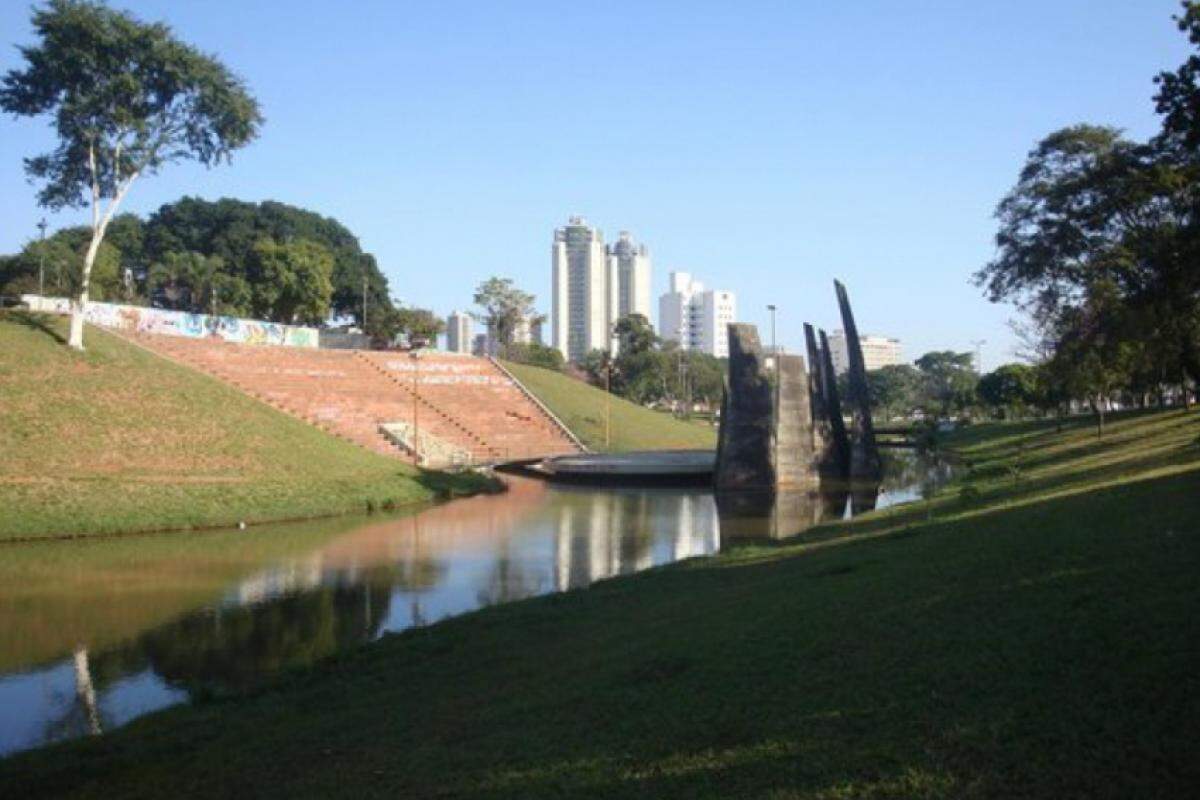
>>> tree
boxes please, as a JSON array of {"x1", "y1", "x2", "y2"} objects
[
  {"x1": 914, "y1": 351, "x2": 978, "y2": 418},
  {"x1": 506, "y1": 342, "x2": 566, "y2": 372},
  {"x1": 613, "y1": 313, "x2": 657, "y2": 356},
  {"x1": 472, "y1": 277, "x2": 541, "y2": 357},
  {"x1": 866, "y1": 364, "x2": 922, "y2": 421},
  {"x1": 395, "y1": 307, "x2": 444, "y2": 347},
  {"x1": 977, "y1": 363, "x2": 1038, "y2": 419},
  {"x1": 246, "y1": 239, "x2": 334, "y2": 325},
  {"x1": 1, "y1": 0, "x2": 262, "y2": 349}
]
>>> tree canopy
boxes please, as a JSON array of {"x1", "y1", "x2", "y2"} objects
[{"x1": 1, "y1": 0, "x2": 262, "y2": 348}]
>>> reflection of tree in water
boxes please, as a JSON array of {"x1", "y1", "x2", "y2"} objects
[
  {"x1": 475, "y1": 540, "x2": 545, "y2": 607},
  {"x1": 136, "y1": 582, "x2": 393, "y2": 697}
]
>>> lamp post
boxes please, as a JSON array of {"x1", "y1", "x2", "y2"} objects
[
  {"x1": 410, "y1": 343, "x2": 423, "y2": 464},
  {"x1": 36, "y1": 218, "x2": 47, "y2": 296},
  {"x1": 604, "y1": 325, "x2": 618, "y2": 449}
]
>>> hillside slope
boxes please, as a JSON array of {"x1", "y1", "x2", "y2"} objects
[
  {"x1": 0, "y1": 313, "x2": 487, "y2": 540},
  {"x1": 501, "y1": 360, "x2": 717, "y2": 452}
]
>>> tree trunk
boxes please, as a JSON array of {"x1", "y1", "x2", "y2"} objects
[
  {"x1": 1092, "y1": 396, "x2": 1105, "y2": 438},
  {"x1": 67, "y1": 227, "x2": 105, "y2": 350}
]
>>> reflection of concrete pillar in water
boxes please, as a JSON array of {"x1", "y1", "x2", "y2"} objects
[
  {"x1": 834, "y1": 280, "x2": 882, "y2": 481},
  {"x1": 554, "y1": 507, "x2": 571, "y2": 592},
  {"x1": 73, "y1": 645, "x2": 102, "y2": 737}
]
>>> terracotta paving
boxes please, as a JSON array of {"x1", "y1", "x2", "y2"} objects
[{"x1": 123, "y1": 333, "x2": 582, "y2": 464}]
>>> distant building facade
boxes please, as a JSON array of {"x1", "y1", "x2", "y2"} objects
[
  {"x1": 658, "y1": 271, "x2": 737, "y2": 359},
  {"x1": 827, "y1": 330, "x2": 902, "y2": 374},
  {"x1": 446, "y1": 310, "x2": 472, "y2": 354},
  {"x1": 552, "y1": 217, "x2": 652, "y2": 362}
]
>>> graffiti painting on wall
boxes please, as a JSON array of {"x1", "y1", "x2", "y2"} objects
[{"x1": 21, "y1": 296, "x2": 319, "y2": 348}]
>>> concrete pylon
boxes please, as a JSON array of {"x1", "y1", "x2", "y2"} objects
[
  {"x1": 834, "y1": 280, "x2": 882, "y2": 481},
  {"x1": 818, "y1": 328, "x2": 851, "y2": 478},
  {"x1": 714, "y1": 324, "x2": 775, "y2": 490},
  {"x1": 774, "y1": 353, "x2": 818, "y2": 487}
]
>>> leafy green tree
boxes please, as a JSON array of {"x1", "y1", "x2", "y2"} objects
[
  {"x1": 395, "y1": 307, "x2": 444, "y2": 347},
  {"x1": 977, "y1": 363, "x2": 1038, "y2": 419},
  {"x1": 914, "y1": 351, "x2": 978, "y2": 418},
  {"x1": 472, "y1": 277, "x2": 541, "y2": 357},
  {"x1": 866, "y1": 364, "x2": 922, "y2": 421},
  {"x1": 506, "y1": 343, "x2": 566, "y2": 372},
  {"x1": 1, "y1": 0, "x2": 262, "y2": 349},
  {"x1": 613, "y1": 313, "x2": 657, "y2": 356},
  {"x1": 1048, "y1": 280, "x2": 1137, "y2": 436},
  {"x1": 247, "y1": 239, "x2": 334, "y2": 325}
]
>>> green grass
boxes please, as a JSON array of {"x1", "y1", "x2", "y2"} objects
[
  {"x1": 501, "y1": 360, "x2": 717, "y2": 452},
  {"x1": 0, "y1": 312, "x2": 492, "y2": 540},
  {"x1": 2, "y1": 409, "x2": 1197, "y2": 798}
]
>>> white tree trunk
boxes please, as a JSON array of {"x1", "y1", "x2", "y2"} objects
[{"x1": 67, "y1": 229, "x2": 105, "y2": 350}]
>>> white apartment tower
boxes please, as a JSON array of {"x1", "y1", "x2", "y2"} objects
[
  {"x1": 658, "y1": 271, "x2": 737, "y2": 359},
  {"x1": 606, "y1": 231, "x2": 652, "y2": 323},
  {"x1": 446, "y1": 310, "x2": 472, "y2": 354},
  {"x1": 552, "y1": 217, "x2": 652, "y2": 362}
]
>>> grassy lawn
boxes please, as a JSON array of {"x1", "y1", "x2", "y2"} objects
[
  {"x1": 0, "y1": 312, "x2": 491, "y2": 541},
  {"x1": 501, "y1": 360, "x2": 717, "y2": 452},
  {"x1": 0, "y1": 408, "x2": 1195, "y2": 797}
]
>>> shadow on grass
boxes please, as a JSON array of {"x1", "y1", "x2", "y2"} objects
[{"x1": 3, "y1": 309, "x2": 66, "y2": 345}]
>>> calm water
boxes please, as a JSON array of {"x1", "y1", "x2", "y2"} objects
[{"x1": 0, "y1": 452, "x2": 947, "y2": 757}]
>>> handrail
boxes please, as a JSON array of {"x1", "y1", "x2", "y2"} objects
[{"x1": 487, "y1": 357, "x2": 589, "y2": 453}]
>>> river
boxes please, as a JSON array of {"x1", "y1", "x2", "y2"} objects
[{"x1": 0, "y1": 450, "x2": 950, "y2": 757}]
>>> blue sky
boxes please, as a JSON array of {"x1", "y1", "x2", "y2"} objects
[{"x1": 0, "y1": 0, "x2": 1189, "y2": 368}]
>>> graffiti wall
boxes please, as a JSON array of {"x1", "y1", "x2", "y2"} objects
[{"x1": 21, "y1": 296, "x2": 320, "y2": 348}]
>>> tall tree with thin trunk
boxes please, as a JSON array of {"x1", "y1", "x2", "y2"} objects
[{"x1": 1, "y1": 0, "x2": 262, "y2": 349}]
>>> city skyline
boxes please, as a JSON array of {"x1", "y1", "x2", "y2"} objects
[{"x1": 0, "y1": 1, "x2": 1188, "y2": 372}]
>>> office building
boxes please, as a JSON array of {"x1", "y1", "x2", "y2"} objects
[
  {"x1": 446, "y1": 310, "x2": 472, "y2": 354},
  {"x1": 827, "y1": 330, "x2": 903, "y2": 374},
  {"x1": 552, "y1": 217, "x2": 652, "y2": 362},
  {"x1": 658, "y1": 271, "x2": 737, "y2": 359}
]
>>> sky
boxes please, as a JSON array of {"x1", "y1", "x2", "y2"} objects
[{"x1": 0, "y1": 0, "x2": 1190, "y2": 370}]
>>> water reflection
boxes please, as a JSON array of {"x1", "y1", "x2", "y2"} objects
[
  {"x1": 0, "y1": 478, "x2": 719, "y2": 756},
  {"x1": 0, "y1": 450, "x2": 946, "y2": 757}
]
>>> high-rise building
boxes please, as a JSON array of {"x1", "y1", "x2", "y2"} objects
[
  {"x1": 552, "y1": 217, "x2": 652, "y2": 362},
  {"x1": 658, "y1": 271, "x2": 737, "y2": 359},
  {"x1": 606, "y1": 231, "x2": 652, "y2": 323},
  {"x1": 827, "y1": 330, "x2": 903, "y2": 374},
  {"x1": 446, "y1": 310, "x2": 472, "y2": 354}
]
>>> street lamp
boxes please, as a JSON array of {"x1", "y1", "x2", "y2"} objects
[
  {"x1": 36, "y1": 218, "x2": 47, "y2": 296},
  {"x1": 410, "y1": 341, "x2": 425, "y2": 464},
  {"x1": 604, "y1": 326, "x2": 618, "y2": 449}
]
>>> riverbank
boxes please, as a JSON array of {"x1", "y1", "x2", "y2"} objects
[
  {"x1": 2, "y1": 408, "x2": 1197, "y2": 797},
  {"x1": 0, "y1": 312, "x2": 495, "y2": 541},
  {"x1": 501, "y1": 360, "x2": 717, "y2": 452}
]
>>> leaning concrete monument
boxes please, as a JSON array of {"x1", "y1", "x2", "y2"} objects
[
  {"x1": 834, "y1": 280, "x2": 882, "y2": 482},
  {"x1": 805, "y1": 323, "x2": 851, "y2": 478},
  {"x1": 714, "y1": 324, "x2": 776, "y2": 490},
  {"x1": 714, "y1": 281, "x2": 881, "y2": 500}
]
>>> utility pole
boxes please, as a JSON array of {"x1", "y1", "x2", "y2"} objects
[
  {"x1": 410, "y1": 347, "x2": 421, "y2": 464},
  {"x1": 36, "y1": 218, "x2": 47, "y2": 296},
  {"x1": 362, "y1": 275, "x2": 368, "y2": 332}
]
